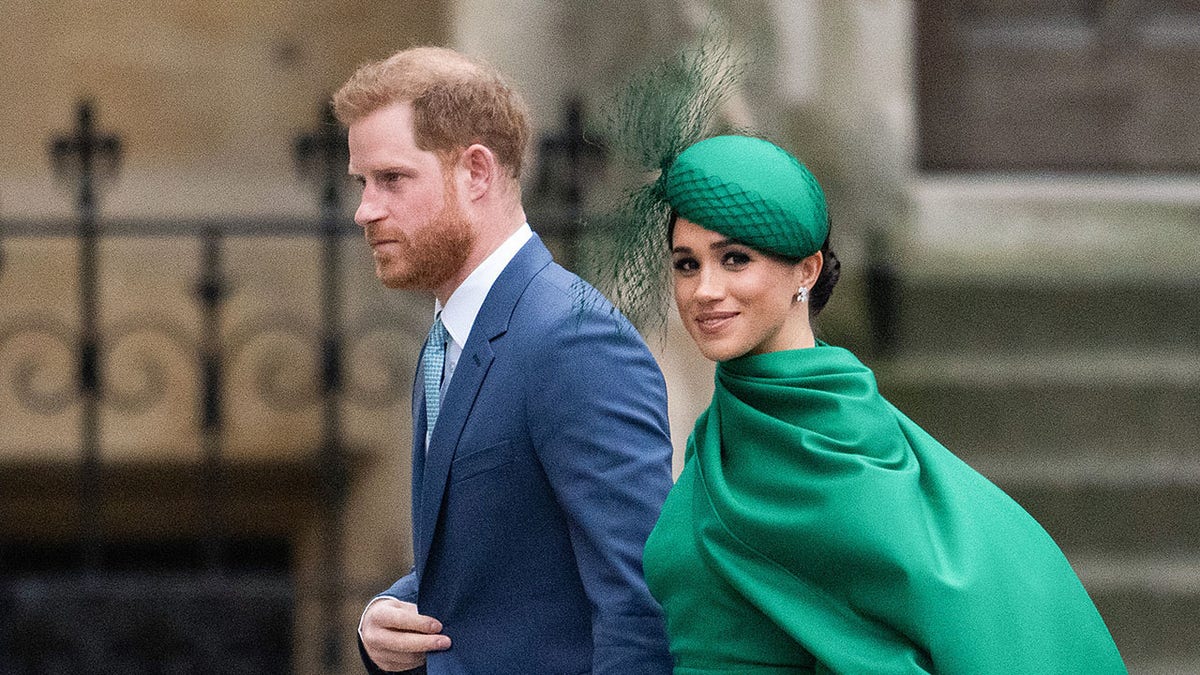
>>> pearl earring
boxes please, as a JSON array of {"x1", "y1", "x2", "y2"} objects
[{"x1": 795, "y1": 286, "x2": 809, "y2": 303}]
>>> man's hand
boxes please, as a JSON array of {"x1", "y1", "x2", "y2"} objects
[{"x1": 361, "y1": 598, "x2": 451, "y2": 671}]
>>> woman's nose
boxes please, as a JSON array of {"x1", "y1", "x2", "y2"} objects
[{"x1": 694, "y1": 269, "x2": 725, "y2": 300}]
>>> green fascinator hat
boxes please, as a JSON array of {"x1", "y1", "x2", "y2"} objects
[
  {"x1": 665, "y1": 135, "x2": 829, "y2": 259},
  {"x1": 580, "y1": 35, "x2": 831, "y2": 329}
]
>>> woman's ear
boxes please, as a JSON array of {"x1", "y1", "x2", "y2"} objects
[{"x1": 795, "y1": 251, "x2": 824, "y2": 290}]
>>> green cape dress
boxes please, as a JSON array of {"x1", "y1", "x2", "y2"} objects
[{"x1": 643, "y1": 344, "x2": 1125, "y2": 674}]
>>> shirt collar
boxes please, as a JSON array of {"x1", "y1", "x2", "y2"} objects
[{"x1": 435, "y1": 223, "x2": 533, "y2": 347}]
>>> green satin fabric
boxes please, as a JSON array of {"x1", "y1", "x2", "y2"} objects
[{"x1": 645, "y1": 344, "x2": 1125, "y2": 674}]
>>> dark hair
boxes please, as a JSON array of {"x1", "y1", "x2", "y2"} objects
[
  {"x1": 809, "y1": 231, "x2": 839, "y2": 317},
  {"x1": 667, "y1": 213, "x2": 841, "y2": 316}
]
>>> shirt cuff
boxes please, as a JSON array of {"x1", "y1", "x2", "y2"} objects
[{"x1": 358, "y1": 595, "x2": 395, "y2": 640}]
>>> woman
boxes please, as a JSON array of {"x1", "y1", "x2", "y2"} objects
[{"x1": 640, "y1": 135, "x2": 1126, "y2": 673}]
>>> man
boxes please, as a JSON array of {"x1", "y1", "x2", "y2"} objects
[{"x1": 333, "y1": 47, "x2": 674, "y2": 674}]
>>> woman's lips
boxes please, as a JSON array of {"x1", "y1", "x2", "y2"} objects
[{"x1": 694, "y1": 311, "x2": 737, "y2": 334}]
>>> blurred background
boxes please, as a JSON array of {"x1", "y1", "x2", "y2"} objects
[{"x1": 1, "y1": 0, "x2": 1198, "y2": 672}]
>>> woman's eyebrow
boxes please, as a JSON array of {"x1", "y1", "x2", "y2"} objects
[{"x1": 673, "y1": 238, "x2": 741, "y2": 254}]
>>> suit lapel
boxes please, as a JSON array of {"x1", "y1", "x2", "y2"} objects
[
  {"x1": 410, "y1": 356, "x2": 428, "y2": 542},
  {"x1": 414, "y1": 339, "x2": 495, "y2": 571},
  {"x1": 412, "y1": 235, "x2": 554, "y2": 579}
]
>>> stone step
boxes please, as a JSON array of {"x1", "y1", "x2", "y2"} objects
[
  {"x1": 995, "y1": 480, "x2": 1200, "y2": 555},
  {"x1": 891, "y1": 277, "x2": 1200, "y2": 356},
  {"x1": 966, "y1": 452, "x2": 1200, "y2": 492},
  {"x1": 1124, "y1": 659, "x2": 1200, "y2": 675},
  {"x1": 1073, "y1": 553, "x2": 1200, "y2": 670},
  {"x1": 873, "y1": 350, "x2": 1200, "y2": 456}
]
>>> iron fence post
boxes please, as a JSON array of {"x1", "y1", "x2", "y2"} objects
[
  {"x1": 296, "y1": 100, "x2": 350, "y2": 672},
  {"x1": 49, "y1": 97, "x2": 122, "y2": 663}
]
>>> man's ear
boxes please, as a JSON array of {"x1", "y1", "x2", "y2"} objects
[{"x1": 459, "y1": 143, "x2": 497, "y2": 201}]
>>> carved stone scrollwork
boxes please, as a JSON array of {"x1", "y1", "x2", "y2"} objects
[
  {"x1": 102, "y1": 317, "x2": 197, "y2": 414},
  {"x1": 225, "y1": 313, "x2": 322, "y2": 413},
  {"x1": 342, "y1": 312, "x2": 425, "y2": 408},
  {"x1": 1, "y1": 307, "x2": 428, "y2": 419},
  {"x1": 0, "y1": 315, "x2": 77, "y2": 415}
]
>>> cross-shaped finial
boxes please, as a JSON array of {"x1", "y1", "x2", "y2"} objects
[
  {"x1": 530, "y1": 97, "x2": 607, "y2": 268},
  {"x1": 294, "y1": 101, "x2": 349, "y2": 212},
  {"x1": 49, "y1": 101, "x2": 122, "y2": 214},
  {"x1": 533, "y1": 96, "x2": 606, "y2": 208}
]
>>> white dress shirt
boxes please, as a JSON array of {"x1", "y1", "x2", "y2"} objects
[{"x1": 433, "y1": 223, "x2": 533, "y2": 392}]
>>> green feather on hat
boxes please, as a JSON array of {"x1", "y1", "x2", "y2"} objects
[{"x1": 579, "y1": 33, "x2": 828, "y2": 331}]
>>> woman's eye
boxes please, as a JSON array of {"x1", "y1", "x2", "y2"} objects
[
  {"x1": 723, "y1": 251, "x2": 751, "y2": 267},
  {"x1": 672, "y1": 257, "x2": 699, "y2": 273}
]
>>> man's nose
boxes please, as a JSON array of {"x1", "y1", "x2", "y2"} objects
[{"x1": 354, "y1": 189, "x2": 384, "y2": 227}]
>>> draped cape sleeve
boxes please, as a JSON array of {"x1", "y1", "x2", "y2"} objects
[{"x1": 689, "y1": 345, "x2": 1125, "y2": 674}]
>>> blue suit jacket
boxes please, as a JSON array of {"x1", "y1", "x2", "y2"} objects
[{"x1": 365, "y1": 235, "x2": 674, "y2": 674}]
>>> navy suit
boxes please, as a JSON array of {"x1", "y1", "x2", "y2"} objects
[{"x1": 364, "y1": 235, "x2": 674, "y2": 674}]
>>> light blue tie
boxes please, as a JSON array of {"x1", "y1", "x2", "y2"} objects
[{"x1": 422, "y1": 316, "x2": 448, "y2": 440}]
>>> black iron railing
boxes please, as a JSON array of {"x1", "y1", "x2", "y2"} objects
[
  {"x1": 0, "y1": 98, "x2": 600, "y2": 673},
  {"x1": 0, "y1": 101, "x2": 399, "y2": 674}
]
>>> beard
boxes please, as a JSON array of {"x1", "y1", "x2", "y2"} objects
[{"x1": 374, "y1": 199, "x2": 475, "y2": 291}]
